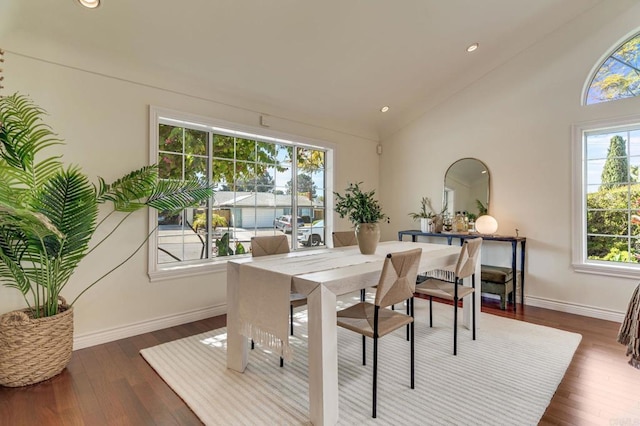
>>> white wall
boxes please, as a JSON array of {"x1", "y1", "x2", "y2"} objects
[
  {"x1": 0, "y1": 48, "x2": 379, "y2": 346},
  {"x1": 380, "y1": 0, "x2": 640, "y2": 319}
]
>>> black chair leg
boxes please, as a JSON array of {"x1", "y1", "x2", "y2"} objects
[
  {"x1": 429, "y1": 296, "x2": 433, "y2": 327},
  {"x1": 362, "y1": 335, "x2": 366, "y2": 365},
  {"x1": 410, "y1": 321, "x2": 415, "y2": 389},
  {"x1": 280, "y1": 339, "x2": 285, "y2": 367},
  {"x1": 472, "y1": 275, "x2": 477, "y2": 340},
  {"x1": 406, "y1": 299, "x2": 410, "y2": 341},
  {"x1": 453, "y1": 296, "x2": 458, "y2": 356},
  {"x1": 290, "y1": 304, "x2": 294, "y2": 336},
  {"x1": 372, "y1": 336, "x2": 378, "y2": 418},
  {"x1": 251, "y1": 339, "x2": 254, "y2": 350},
  {"x1": 360, "y1": 288, "x2": 365, "y2": 302}
]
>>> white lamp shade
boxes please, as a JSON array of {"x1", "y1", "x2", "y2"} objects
[{"x1": 475, "y1": 215, "x2": 498, "y2": 235}]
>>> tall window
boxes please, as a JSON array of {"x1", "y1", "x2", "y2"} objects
[
  {"x1": 586, "y1": 33, "x2": 640, "y2": 105},
  {"x1": 149, "y1": 108, "x2": 330, "y2": 277},
  {"x1": 573, "y1": 117, "x2": 640, "y2": 276}
]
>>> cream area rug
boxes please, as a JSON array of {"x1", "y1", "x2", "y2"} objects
[{"x1": 140, "y1": 296, "x2": 582, "y2": 425}]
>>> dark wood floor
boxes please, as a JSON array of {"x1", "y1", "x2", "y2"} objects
[{"x1": 0, "y1": 298, "x2": 637, "y2": 425}]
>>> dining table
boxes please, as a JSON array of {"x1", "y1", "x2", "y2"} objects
[{"x1": 226, "y1": 240, "x2": 480, "y2": 425}]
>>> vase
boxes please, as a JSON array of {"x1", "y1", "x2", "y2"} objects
[
  {"x1": 0, "y1": 297, "x2": 73, "y2": 387},
  {"x1": 420, "y1": 218, "x2": 434, "y2": 233},
  {"x1": 355, "y1": 223, "x2": 380, "y2": 254},
  {"x1": 434, "y1": 215, "x2": 444, "y2": 233}
]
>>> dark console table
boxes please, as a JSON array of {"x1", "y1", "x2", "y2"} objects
[{"x1": 398, "y1": 230, "x2": 526, "y2": 312}]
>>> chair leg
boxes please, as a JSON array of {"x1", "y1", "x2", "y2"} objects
[
  {"x1": 410, "y1": 299, "x2": 415, "y2": 389},
  {"x1": 290, "y1": 304, "x2": 294, "y2": 336},
  {"x1": 453, "y1": 296, "x2": 458, "y2": 356},
  {"x1": 362, "y1": 335, "x2": 366, "y2": 365},
  {"x1": 372, "y1": 336, "x2": 378, "y2": 418},
  {"x1": 406, "y1": 298, "x2": 410, "y2": 341},
  {"x1": 251, "y1": 339, "x2": 254, "y2": 350},
  {"x1": 280, "y1": 357, "x2": 284, "y2": 368},
  {"x1": 429, "y1": 296, "x2": 433, "y2": 327},
  {"x1": 472, "y1": 275, "x2": 477, "y2": 341},
  {"x1": 360, "y1": 288, "x2": 365, "y2": 302}
]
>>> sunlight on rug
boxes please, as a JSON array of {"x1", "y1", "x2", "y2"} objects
[{"x1": 140, "y1": 297, "x2": 581, "y2": 425}]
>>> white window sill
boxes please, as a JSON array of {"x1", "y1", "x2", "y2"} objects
[
  {"x1": 573, "y1": 261, "x2": 640, "y2": 279},
  {"x1": 149, "y1": 256, "x2": 249, "y2": 282}
]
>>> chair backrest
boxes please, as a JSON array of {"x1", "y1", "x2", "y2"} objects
[
  {"x1": 332, "y1": 231, "x2": 357, "y2": 247},
  {"x1": 374, "y1": 248, "x2": 422, "y2": 308},
  {"x1": 455, "y1": 237, "x2": 482, "y2": 279},
  {"x1": 251, "y1": 235, "x2": 290, "y2": 257}
]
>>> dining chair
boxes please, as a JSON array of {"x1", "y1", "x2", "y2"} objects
[
  {"x1": 332, "y1": 231, "x2": 370, "y2": 303},
  {"x1": 332, "y1": 230, "x2": 357, "y2": 248},
  {"x1": 250, "y1": 234, "x2": 307, "y2": 367},
  {"x1": 336, "y1": 247, "x2": 421, "y2": 418},
  {"x1": 414, "y1": 237, "x2": 482, "y2": 355}
]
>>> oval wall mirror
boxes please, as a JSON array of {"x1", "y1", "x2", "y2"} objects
[{"x1": 443, "y1": 158, "x2": 490, "y2": 219}]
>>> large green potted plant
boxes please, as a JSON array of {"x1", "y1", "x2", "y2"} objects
[
  {"x1": 0, "y1": 93, "x2": 213, "y2": 387},
  {"x1": 334, "y1": 182, "x2": 387, "y2": 254}
]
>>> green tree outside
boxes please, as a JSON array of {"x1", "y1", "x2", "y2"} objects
[
  {"x1": 600, "y1": 135, "x2": 628, "y2": 190},
  {"x1": 287, "y1": 173, "x2": 316, "y2": 199}
]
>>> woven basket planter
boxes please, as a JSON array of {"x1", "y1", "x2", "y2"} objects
[{"x1": 0, "y1": 297, "x2": 73, "y2": 387}]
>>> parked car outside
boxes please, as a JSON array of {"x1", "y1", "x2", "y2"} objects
[
  {"x1": 298, "y1": 220, "x2": 325, "y2": 246},
  {"x1": 273, "y1": 215, "x2": 304, "y2": 233}
]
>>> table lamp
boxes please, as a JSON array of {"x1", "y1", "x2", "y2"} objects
[{"x1": 475, "y1": 215, "x2": 498, "y2": 235}]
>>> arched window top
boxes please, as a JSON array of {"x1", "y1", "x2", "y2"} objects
[{"x1": 586, "y1": 33, "x2": 640, "y2": 105}]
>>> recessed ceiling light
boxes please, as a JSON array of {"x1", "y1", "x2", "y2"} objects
[
  {"x1": 77, "y1": 0, "x2": 100, "y2": 8},
  {"x1": 380, "y1": 106, "x2": 390, "y2": 113},
  {"x1": 466, "y1": 43, "x2": 479, "y2": 53}
]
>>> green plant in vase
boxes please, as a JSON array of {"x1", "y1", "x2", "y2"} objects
[
  {"x1": 0, "y1": 93, "x2": 213, "y2": 386},
  {"x1": 334, "y1": 182, "x2": 387, "y2": 254},
  {"x1": 409, "y1": 196, "x2": 437, "y2": 232}
]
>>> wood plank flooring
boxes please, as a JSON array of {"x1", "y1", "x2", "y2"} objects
[{"x1": 0, "y1": 298, "x2": 637, "y2": 425}]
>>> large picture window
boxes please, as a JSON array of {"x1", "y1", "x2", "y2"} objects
[
  {"x1": 573, "y1": 117, "x2": 640, "y2": 277},
  {"x1": 149, "y1": 108, "x2": 331, "y2": 278}
]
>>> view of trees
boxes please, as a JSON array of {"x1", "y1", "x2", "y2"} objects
[
  {"x1": 587, "y1": 34, "x2": 640, "y2": 104},
  {"x1": 158, "y1": 125, "x2": 325, "y2": 194},
  {"x1": 587, "y1": 134, "x2": 640, "y2": 262},
  {"x1": 287, "y1": 173, "x2": 316, "y2": 199}
]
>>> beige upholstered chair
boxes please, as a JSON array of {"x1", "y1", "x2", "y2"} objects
[
  {"x1": 414, "y1": 237, "x2": 482, "y2": 355},
  {"x1": 332, "y1": 230, "x2": 357, "y2": 248},
  {"x1": 251, "y1": 235, "x2": 307, "y2": 367},
  {"x1": 337, "y1": 248, "x2": 421, "y2": 418}
]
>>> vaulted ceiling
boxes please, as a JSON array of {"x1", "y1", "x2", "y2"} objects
[{"x1": 1, "y1": 0, "x2": 603, "y2": 140}]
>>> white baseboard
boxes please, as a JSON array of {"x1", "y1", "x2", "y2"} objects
[
  {"x1": 72, "y1": 296, "x2": 625, "y2": 351},
  {"x1": 525, "y1": 296, "x2": 625, "y2": 323},
  {"x1": 73, "y1": 304, "x2": 227, "y2": 350}
]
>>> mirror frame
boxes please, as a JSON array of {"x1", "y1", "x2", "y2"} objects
[{"x1": 443, "y1": 157, "x2": 490, "y2": 217}]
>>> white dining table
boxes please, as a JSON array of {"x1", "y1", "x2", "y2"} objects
[{"x1": 226, "y1": 240, "x2": 480, "y2": 425}]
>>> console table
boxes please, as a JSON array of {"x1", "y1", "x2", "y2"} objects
[{"x1": 398, "y1": 230, "x2": 526, "y2": 312}]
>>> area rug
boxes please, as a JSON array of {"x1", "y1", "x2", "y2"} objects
[{"x1": 140, "y1": 297, "x2": 581, "y2": 425}]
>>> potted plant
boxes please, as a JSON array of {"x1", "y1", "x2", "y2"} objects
[
  {"x1": 334, "y1": 182, "x2": 387, "y2": 254},
  {"x1": 409, "y1": 196, "x2": 437, "y2": 232},
  {"x1": 0, "y1": 93, "x2": 213, "y2": 387}
]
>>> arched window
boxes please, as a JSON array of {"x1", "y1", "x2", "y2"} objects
[{"x1": 586, "y1": 33, "x2": 640, "y2": 105}]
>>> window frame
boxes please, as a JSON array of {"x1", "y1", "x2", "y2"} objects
[
  {"x1": 584, "y1": 31, "x2": 640, "y2": 106},
  {"x1": 572, "y1": 114, "x2": 640, "y2": 278},
  {"x1": 148, "y1": 106, "x2": 335, "y2": 281}
]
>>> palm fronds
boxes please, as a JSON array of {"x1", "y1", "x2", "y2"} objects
[{"x1": 0, "y1": 93, "x2": 214, "y2": 316}]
